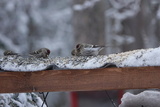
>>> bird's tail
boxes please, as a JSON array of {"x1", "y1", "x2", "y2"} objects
[
  {"x1": 94, "y1": 45, "x2": 116, "y2": 48},
  {"x1": 104, "y1": 45, "x2": 117, "y2": 48}
]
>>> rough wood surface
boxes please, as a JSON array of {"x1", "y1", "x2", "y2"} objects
[{"x1": 0, "y1": 66, "x2": 160, "y2": 93}]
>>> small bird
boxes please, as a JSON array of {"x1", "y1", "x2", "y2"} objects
[
  {"x1": 3, "y1": 50, "x2": 19, "y2": 56},
  {"x1": 29, "y1": 48, "x2": 50, "y2": 58},
  {"x1": 71, "y1": 43, "x2": 106, "y2": 56}
]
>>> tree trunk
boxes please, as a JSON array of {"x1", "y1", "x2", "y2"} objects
[{"x1": 72, "y1": 0, "x2": 106, "y2": 46}]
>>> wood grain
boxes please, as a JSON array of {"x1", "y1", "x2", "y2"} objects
[{"x1": 0, "y1": 66, "x2": 160, "y2": 93}]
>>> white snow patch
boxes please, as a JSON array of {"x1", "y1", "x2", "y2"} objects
[
  {"x1": 0, "y1": 57, "x2": 49, "y2": 71},
  {"x1": 106, "y1": 0, "x2": 141, "y2": 20},
  {"x1": 120, "y1": 47, "x2": 160, "y2": 67},
  {"x1": 112, "y1": 35, "x2": 135, "y2": 45},
  {"x1": 157, "y1": 6, "x2": 160, "y2": 19},
  {"x1": 119, "y1": 90, "x2": 160, "y2": 107},
  {"x1": 64, "y1": 56, "x2": 108, "y2": 69},
  {"x1": 5, "y1": 1, "x2": 15, "y2": 11},
  {"x1": 0, "y1": 34, "x2": 20, "y2": 52},
  {"x1": 73, "y1": 0, "x2": 100, "y2": 11},
  {"x1": 0, "y1": 93, "x2": 46, "y2": 107},
  {"x1": 17, "y1": 12, "x2": 29, "y2": 34},
  {"x1": 18, "y1": 93, "x2": 27, "y2": 104}
]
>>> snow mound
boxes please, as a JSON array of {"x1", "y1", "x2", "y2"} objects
[
  {"x1": 119, "y1": 90, "x2": 160, "y2": 107},
  {"x1": 0, "y1": 93, "x2": 46, "y2": 107}
]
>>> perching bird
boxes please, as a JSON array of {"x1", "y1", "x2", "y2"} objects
[
  {"x1": 29, "y1": 48, "x2": 50, "y2": 58},
  {"x1": 71, "y1": 43, "x2": 106, "y2": 56},
  {"x1": 3, "y1": 50, "x2": 19, "y2": 56}
]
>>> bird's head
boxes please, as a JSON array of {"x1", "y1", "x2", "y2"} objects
[
  {"x1": 46, "y1": 48, "x2": 50, "y2": 55},
  {"x1": 76, "y1": 44, "x2": 81, "y2": 49}
]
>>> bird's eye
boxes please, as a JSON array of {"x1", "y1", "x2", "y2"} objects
[
  {"x1": 47, "y1": 49, "x2": 50, "y2": 54},
  {"x1": 76, "y1": 44, "x2": 81, "y2": 49}
]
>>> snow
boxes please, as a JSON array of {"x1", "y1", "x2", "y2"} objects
[
  {"x1": 0, "y1": 0, "x2": 159, "y2": 106},
  {"x1": 105, "y1": 0, "x2": 142, "y2": 53},
  {"x1": 0, "y1": 93, "x2": 46, "y2": 107},
  {"x1": 5, "y1": 1, "x2": 15, "y2": 11},
  {"x1": 17, "y1": 12, "x2": 29, "y2": 35},
  {"x1": 0, "y1": 34, "x2": 20, "y2": 53},
  {"x1": 18, "y1": 93, "x2": 27, "y2": 104},
  {"x1": 73, "y1": 0, "x2": 100, "y2": 11},
  {"x1": 112, "y1": 35, "x2": 135, "y2": 45},
  {"x1": 0, "y1": 56, "x2": 52, "y2": 71},
  {"x1": 0, "y1": 46, "x2": 160, "y2": 71},
  {"x1": 157, "y1": 6, "x2": 160, "y2": 19},
  {"x1": 106, "y1": 0, "x2": 141, "y2": 20},
  {"x1": 120, "y1": 47, "x2": 160, "y2": 67},
  {"x1": 54, "y1": 46, "x2": 159, "y2": 69},
  {"x1": 0, "y1": 47, "x2": 159, "y2": 106},
  {"x1": 0, "y1": 94, "x2": 14, "y2": 107},
  {"x1": 119, "y1": 90, "x2": 160, "y2": 107}
]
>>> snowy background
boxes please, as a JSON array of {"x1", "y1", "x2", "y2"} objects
[{"x1": 0, "y1": 0, "x2": 160, "y2": 107}]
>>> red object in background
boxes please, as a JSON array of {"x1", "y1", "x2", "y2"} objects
[
  {"x1": 70, "y1": 92, "x2": 78, "y2": 107},
  {"x1": 70, "y1": 91, "x2": 122, "y2": 107},
  {"x1": 118, "y1": 90, "x2": 123, "y2": 104}
]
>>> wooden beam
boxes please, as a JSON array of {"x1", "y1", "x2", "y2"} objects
[{"x1": 0, "y1": 66, "x2": 160, "y2": 93}]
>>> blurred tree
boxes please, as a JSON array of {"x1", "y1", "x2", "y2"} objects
[
  {"x1": 72, "y1": 0, "x2": 106, "y2": 46},
  {"x1": 105, "y1": 0, "x2": 160, "y2": 54}
]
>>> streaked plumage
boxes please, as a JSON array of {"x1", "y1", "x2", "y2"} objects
[
  {"x1": 3, "y1": 50, "x2": 19, "y2": 56},
  {"x1": 29, "y1": 48, "x2": 50, "y2": 58},
  {"x1": 71, "y1": 43, "x2": 105, "y2": 56}
]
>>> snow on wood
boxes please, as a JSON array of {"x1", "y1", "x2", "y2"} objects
[{"x1": 0, "y1": 46, "x2": 160, "y2": 71}]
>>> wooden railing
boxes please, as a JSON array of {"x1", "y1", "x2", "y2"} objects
[{"x1": 0, "y1": 66, "x2": 160, "y2": 93}]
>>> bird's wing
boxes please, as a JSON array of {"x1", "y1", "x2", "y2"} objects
[
  {"x1": 81, "y1": 49, "x2": 97, "y2": 56},
  {"x1": 93, "y1": 45, "x2": 105, "y2": 48},
  {"x1": 84, "y1": 47, "x2": 101, "y2": 51}
]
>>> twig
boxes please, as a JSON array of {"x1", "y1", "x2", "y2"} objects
[
  {"x1": 40, "y1": 92, "x2": 49, "y2": 107},
  {"x1": 105, "y1": 91, "x2": 118, "y2": 107}
]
